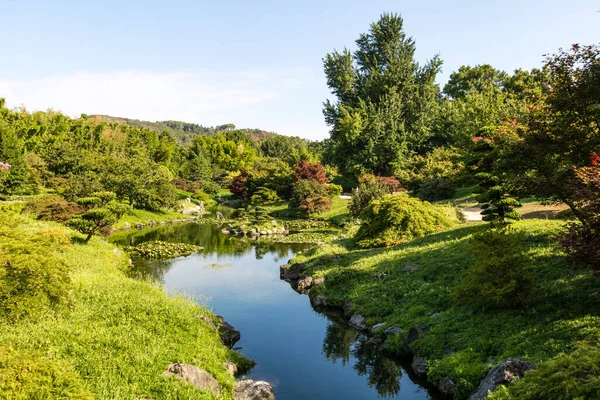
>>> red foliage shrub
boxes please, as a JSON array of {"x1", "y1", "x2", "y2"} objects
[
  {"x1": 38, "y1": 201, "x2": 86, "y2": 224},
  {"x1": 376, "y1": 176, "x2": 401, "y2": 193},
  {"x1": 294, "y1": 160, "x2": 328, "y2": 184},
  {"x1": 299, "y1": 196, "x2": 332, "y2": 215},
  {"x1": 229, "y1": 170, "x2": 249, "y2": 199}
]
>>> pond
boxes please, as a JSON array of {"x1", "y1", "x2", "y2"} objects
[{"x1": 113, "y1": 222, "x2": 439, "y2": 400}]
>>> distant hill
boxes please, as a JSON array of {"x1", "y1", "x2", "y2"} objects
[{"x1": 90, "y1": 115, "x2": 275, "y2": 145}]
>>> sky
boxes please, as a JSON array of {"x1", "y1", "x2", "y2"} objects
[{"x1": 0, "y1": 1, "x2": 598, "y2": 140}]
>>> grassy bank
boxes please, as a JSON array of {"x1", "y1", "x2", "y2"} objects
[
  {"x1": 0, "y1": 204, "x2": 247, "y2": 399},
  {"x1": 291, "y1": 219, "x2": 600, "y2": 399}
]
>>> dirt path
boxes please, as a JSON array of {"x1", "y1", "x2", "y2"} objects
[{"x1": 462, "y1": 207, "x2": 483, "y2": 222}]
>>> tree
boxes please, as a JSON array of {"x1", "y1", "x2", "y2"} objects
[
  {"x1": 323, "y1": 13, "x2": 442, "y2": 176},
  {"x1": 67, "y1": 192, "x2": 128, "y2": 243},
  {"x1": 476, "y1": 173, "x2": 522, "y2": 225},
  {"x1": 348, "y1": 174, "x2": 390, "y2": 218},
  {"x1": 0, "y1": 118, "x2": 31, "y2": 195},
  {"x1": 294, "y1": 160, "x2": 328, "y2": 183},
  {"x1": 443, "y1": 64, "x2": 508, "y2": 100}
]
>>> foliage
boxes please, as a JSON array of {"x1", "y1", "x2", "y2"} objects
[
  {"x1": 327, "y1": 183, "x2": 343, "y2": 197},
  {"x1": 294, "y1": 160, "x2": 328, "y2": 183},
  {"x1": 355, "y1": 194, "x2": 453, "y2": 247},
  {"x1": 289, "y1": 179, "x2": 330, "y2": 212},
  {"x1": 0, "y1": 208, "x2": 71, "y2": 322},
  {"x1": 396, "y1": 146, "x2": 464, "y2": 193},
  {"x1": 126, "y1": 241, "x2": 201, "y2": 260},
  {"x1": 418, "y1": 177, "x2": 457, "y2": 201},
  {"x1": 250, "y1": 187, "x2": 279, "y2": 205},
  {"x1": 260, "y1": 134, "x2": 314, "y2": 165},
  {"x1": 67, "y1": 192, "x2": 129, "y2": 243},
  {"x1": 455, "y1": 228, "x2": 534, "y2": 308},
  {"x1": 488, "y1": 343, "x2": 600, "y2": 400},
  {"x1": 0, "y1": 347, "x2": 93, "y2": 399},
  {"x1": 348, "y1": 174, "x2": 390, "y2": 218},
  {"x1": 323, "y1": 13, "x2": 442, "y2": 176},
  {"x1": 476, "y1": 173, "x2": 522, "y2": 224},
  {"x1": 300, "y1": 196, "x2": 333, "y2": 215}
]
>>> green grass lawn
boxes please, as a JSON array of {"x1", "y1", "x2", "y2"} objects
[
  {"x1": 292, "y1": 219, "x2": 600, "y2": 399},
  {"x1": 0, "y1": 204, "x2": 246, "y2": 399},
  {"x1": 114, "y1": 207, "x2": 193, "y2": 230}
]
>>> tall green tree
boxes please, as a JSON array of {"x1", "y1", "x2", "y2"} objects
[{"x1": 323, "y1": 13, "x2": 442, "y2": 177}]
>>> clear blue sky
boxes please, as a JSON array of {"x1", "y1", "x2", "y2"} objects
[{"x1": 1, "y1": 0, "x2": 598, "y2": 139}]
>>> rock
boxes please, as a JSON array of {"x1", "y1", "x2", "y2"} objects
[
  {"x1": 223, "y1": 361, "x2": 238, "y2": 377},
  {"x1": 331, "y1": 255, "x2": 341, "y2": 261},
  {"x1": 280, "y1": 263, "x2": 307, "y2": 282},
  {"x1": 405, "y1": 326, "x2": 430, "y2": 349},
  {"x1": 163, "y1": 363, "x2": 220, "y2": 396},
  {"x1": 384, "y1": 325, "x2": 404, "y2": 336},
  {"x1": 217, "y1": 318, "x2": 241, "y2": 348},
  {"x1": 368, "y1": 336, "x2": 384, "y2": 345},
  {"x1": 197, "y1": 315, "x2": 216, "y2": 330},
  {"x1": 349, "y1": 314, "x2": 367, "y2": 331},
  {"x1": 112, "y1": 248, "x2": 122, "y2": 256},
  {"x1": 259, "y1": 231, "x2": 267, "y2": 236},
  {"x1": 122, "y1": 222, "x2": 132, "y2": 230},
  {"x1": 222, "y1": 229, "x2": 230, "y2": 235},
  {"x1": 271, "y1": 220, "x2": 277, "y2": 226},
  {"x1": 371, "y1": 323, "x2": 386, "y2": 333},
  {"x1": 135, "y1": 223, "x2": 144, "y2": 229},
  {"x1": 430, "y1": 312, "x2": 442, "y2": 319},
  {"x1": 311, "y1": 293, "x2": 328, "y2": 307},
  {"x1": 147, "y1": 219, "x2": 156, "y2": 226},
  {"x1": 234, "y1": 380, "x2": 275, "y2": 400},
  {"x1": 296, "y1": 276, "x2": 313, "y2": 294},
  {"x1": 411, "y1": 356, "x2": 427, "y2": 376},
  {"x1": 373, "y1": 273, "x2": 388, "y2": 281},
  {"x1": 313, "y1": 276, "x2": 325, "y2": 286},
  {"x1": 439, "y1": 377, "x2": 456, "y2": 396},
  {"x1": 468, "y1": 358, "x2": 535, "y2": 400},
  {"x1": 402, "y1": 263, "x2": 420, "y2": 272}
]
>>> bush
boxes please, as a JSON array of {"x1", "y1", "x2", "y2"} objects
[
  {"x1": 454, "y1": 228, "x2": 534, "y2": 308},
  {"x1": 0, "y1": 347, "x2": 93, "y2": 399},
  {"x1": 355, "y1": 194, "x2": 453, "y2": 248},
  {"x1": 289, "y1": 179, "x2": 328, "y2": 208},
  {"x1": 38, "y1": 201, "x2": 85, "y2": 224},
  {"x1": 488, "y1": 343, "x2": 600, "y2": 400},
  {"x1": 250, "y1": 187, "x2": 279, "y2": 205},
  {"x1": 300, "y1": 196, "x2": 333, "y2": 215},
  {"x1": 294, "y1": 160, "x2": 328, "y2": 183},
  {"x1": 327, "y1": 183, "x2": 343, "y2": 197},
  {"x1": 201, "y1": 180, "x2": 221, "y2": 196},
  {"x1": 396, "y1": 147, "x2": 464, "y2": 191},
  {"x1": 0, "y1": 211, "x2": 71, "y2": 321},
  {"x1": 418, "y1": 177, "x2": 457, "y2": 201},
  {"x1": 348, "y1": 176, "x2": 391, "y2": 218},
  {"x1": 192, "y1": 189, "x2": 217, "y2": 208}
]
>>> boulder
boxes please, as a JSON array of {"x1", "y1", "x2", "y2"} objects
[
  {"x1": 468, "y1": 358, "x2": 535, "y2": 400},
  {"x1": 147, "y1": 219, "x2": 156, "y2": 226},
  {"x1": 122, "y1": 222, "x2": 132, "y2": 230},
  {"x1": 371, "y1": 323, "x2": 386, "y2": 333},
  {"x1": 402, "y1": 263, "x2": 420, "y2": 272},
  {"x1": 112, "y1": 248, "x2": 122, "y2": 256},
  {"x1": 135, "y1": 223, "x2": 144, "y2": 229},
  {"x1": 405, "y1": 326, "x2": 429, "y2": 349},
  {"x1": 234, "y1": 380, "x2": 275, "y2": 400},
  {"x1": 162, "y1": 363, "x2": 220, "y2": 396},
  {"x1": 384, "y1": 325, "x2": 404, "y2": 336},
  {"x1": 197, "y1": 315, "x2": 216, "y2": 330},
  {"x1": 439, "y1": 377, "x2": 456, "y2": 396},
  {"x1": 349, "y1": 314, "x2": 367, "y2": 331},
  {"x1": 296, "y1": 276, "x2": 313, "y2": 294},
  {"x1": 312, "y1": 276, "x2": 325, "y2": 286},
  {"x1": 280, "y1": 263, "x2": 307, "y2": 282},
  {"x1": 311, "y1": 293, "x2": 328, "y2": 307},
  {"x1": 411, "y1": 356, "x2": 427, "y2": 376},
  {"x1": 223, "y1": 361, "x2": 238, "y2": 377},
  {"x1": 373, "y1": 273, "x2": 388, "y2": 281},
  {"x1": 217, "y1": 318, "x2": 241, "y2": 348}
]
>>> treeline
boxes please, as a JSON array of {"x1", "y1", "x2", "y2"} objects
[{"x1": 0, "y1": 101, "x2": 322, "y2": 212}]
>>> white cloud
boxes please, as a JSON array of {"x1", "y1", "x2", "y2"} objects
[{"x1": 0, "y1": 68, "x2": 327, "y2": 138}]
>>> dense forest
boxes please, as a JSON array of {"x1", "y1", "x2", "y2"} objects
[{"x1": 0, "y1": 11, "x2": 599, "y2": 400}]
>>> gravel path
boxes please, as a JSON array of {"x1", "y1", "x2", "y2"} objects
[{"x1": 462, "y1": 207, "x2": 483, "y2": 222}]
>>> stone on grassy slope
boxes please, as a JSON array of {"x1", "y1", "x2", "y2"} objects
[
  {"x1": 163, "y1": 363, "x2": 220, "y2": 396},
  {"x1": 468, "y1": 358, "x2": 535, "y2": 400},
  {"x1": 223, "y1": 361, "x2": 238, "y2": 377},
  {"x1": 411, "y1": 356, "x2": 427, "y2": 376},
  {"x1": 234, "y1": 380, "x2": 276, "y2": 400},
  {"x1": 349, "y1": 314, "x2": 367, "y2": 331},
  {"x1": 439, "y1": 377, "x2": 456, "y2": 396},
  {"x1": 216, "y1": 317, "x2": 241, "y2": 348}
]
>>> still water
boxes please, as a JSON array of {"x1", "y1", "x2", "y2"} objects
[{"x1": 114, "y1": 223, "x2": 437, "y2": 400}]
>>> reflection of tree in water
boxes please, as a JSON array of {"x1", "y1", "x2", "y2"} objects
[
  {"x1": 320, "y1": 310, "x2": 404, "y2": 398},
  {"x1": 129, "y1": 258, "x2": 173, "y2": 282}
]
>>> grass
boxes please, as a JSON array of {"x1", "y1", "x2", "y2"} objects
[
  {"x1": 114, "y1": 207, "x2": 192, "y2": 229},
  {"x1": 292, "y1": 219, "x2": 600, "y2": 399},
  {"x1": 0, "y1": 204, "x2": 246, "y2": 399}
]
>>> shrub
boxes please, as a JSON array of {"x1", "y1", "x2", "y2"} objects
[
  {"x1": 201, "y1": 180, "x2": 221, "y2": 196},
  {"x1": 191, "y1": 189, "x2": 216, "y2": 208},
  {"x1": 348, "y1": 175, "x2": 390, "y2": 218},
  {"x1": 476, "y1": 173, "x2": 522, "y2": 225},
  {"x1": 396, "y1": 147, "x2": 464, "y2": 191},
  {"x1": 0, "y1": 212, "x2": 71, "y2": 321},
  {"x1": 37, "y1": 201, "x2": 86, "y2": 224},
  {"x1": 355, "y1": 194, "x2": 453, "y2": 248},
  {"x1": 289, "y1": 179, "x2": 328, "y2": 208},
  {"x1": 327, "y1": 183, "x2": 343, "y2": 197},
  {"x1": 250, "y1": 187, "x2": 279, "y2": 205},
  {"x1": 294, "y1": 160, "x2": 328, "y2": 183},
  {"x1": 454, "y1": 228, "x2": 534, "y2": 308},
  {"x1": 376, "y1": 176, "x2": 401, "y2": 193},
  {"x1": 300, "y1": 196, "x2": 333, "y2": 215},
  {"x1": 488, "y1": 343, "x2": 600, "y2": 400},
  {"x1": 229, "y1": 170, "x2": 248, "y2": 199},
  {"x1": 67, "y1": 192, "x2": 128, "y2": 243},
  {"x1": 418, "y1": 177, "x2": 457, "y2": 201},
  {"x1": 0, "y1": 347, "x2": 93, "y2": 399}
]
